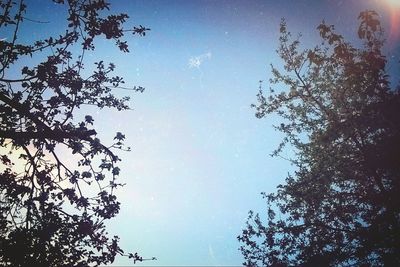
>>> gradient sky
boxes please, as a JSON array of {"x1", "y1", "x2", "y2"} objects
[{"x1": 10, "y1": 0, "x2": 400, "y2": 266}]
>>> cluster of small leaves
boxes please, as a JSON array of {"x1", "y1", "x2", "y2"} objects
[
  {"x1": 128, "y1": 253, "x2": 157, "y2": 264},
  {"x1": 239, "y1": 11, "x2": 400, "y2": 266},
  {"x1": 0, "y1": 0, "x2": 150, "y2": 266}
]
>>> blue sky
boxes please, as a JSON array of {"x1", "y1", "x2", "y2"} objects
[{"x1": 12, "y1": 0, "x2": 400, "y2": 266}]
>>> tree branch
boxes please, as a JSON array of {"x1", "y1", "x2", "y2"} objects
[{"x1": 0, "y1": 128, "x2": 96, "y2": 142}]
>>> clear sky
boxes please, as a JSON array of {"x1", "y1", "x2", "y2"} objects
[{"x1": 12, "y1": 0, "x2": 400, "y2": 266}]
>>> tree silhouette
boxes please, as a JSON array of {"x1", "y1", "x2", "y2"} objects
[
  {"x1": 238, "y1": 11, "x2": 400, "y2": 266},
  {"x1": 0, "y1": 0, "x2": 151, "y2": 266}
]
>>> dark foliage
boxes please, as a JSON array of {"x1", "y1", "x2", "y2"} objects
[
  {"x1": 238, "y1": 11, "x2": 400, "y2": 266},
  {"x1": 0, "y1": 0, "x2": 152, "y2": 266}
]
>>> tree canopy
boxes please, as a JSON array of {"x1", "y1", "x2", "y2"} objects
[
  {"x1": 238, "y1": 10, "x2": 400, "y2": 266},
  {"x1": 0, "y1": 0, "x2": 151, "y2": 266}
]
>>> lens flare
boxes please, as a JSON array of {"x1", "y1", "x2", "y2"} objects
[
  {"x1": 387, "y1": 1, "x2": 400, "y2": 47},
  {"x1": 387, "y1": 0, "x2": 400, "y2": 7}
]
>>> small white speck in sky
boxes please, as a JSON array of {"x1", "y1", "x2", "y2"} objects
[{"x1": 188, "y1": 52, "x2": 212, "y2": 69}]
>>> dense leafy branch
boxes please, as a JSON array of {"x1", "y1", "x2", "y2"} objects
[
  {"x1": 0, "y1": 0, "x2": 152, "y2": 266},
  {"x1": 239, "y1": 10, "x2": 400, "y2": 267}
]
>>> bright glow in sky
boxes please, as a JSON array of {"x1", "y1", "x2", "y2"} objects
[
  {"x1": 387, "y1": 2, "x2": 400, "y2": 47},
  {"x1": 15, "y1": 0, "x2": 400, "y2": 266},
  {"x1": 387, "y1": 0, "x2": 400, "y2": 8}
]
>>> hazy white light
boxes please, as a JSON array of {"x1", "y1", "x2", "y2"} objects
[{"x1": 386, "y1": 0, "x2": 400, "y2": 7}]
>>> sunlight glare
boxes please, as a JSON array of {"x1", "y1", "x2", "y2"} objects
[
  {"x1": 384, "y1": 0, "x2": 400, "y2": 46},
  {"x1": 386, "y1": 0, "x2": 400, "y2": 8}
]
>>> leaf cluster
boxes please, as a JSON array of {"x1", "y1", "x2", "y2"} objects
[
  {"x1": 0, "y1": 0, "x2": 150, "y2": 266},
  {"x1": 239, "y1": 11, "x2": 400, "y2": 267}
]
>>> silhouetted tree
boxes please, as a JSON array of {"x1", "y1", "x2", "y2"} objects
[
  {"x1": 238, "y1": 11, "x2": 400, "y2": 266},
  {"x1": 0, "y1": 0, "x2": 151, "y2": 266}
]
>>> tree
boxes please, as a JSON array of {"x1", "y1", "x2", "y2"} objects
[
  {"x1": 0, "y1": 0, "x2": 151, "y2": 266},
  {"x1": 238, "y1": 10, "x2": 400, "y2": 266}
]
